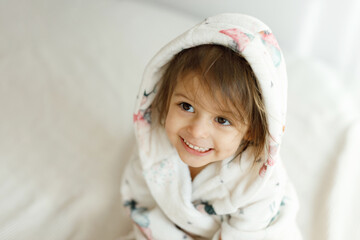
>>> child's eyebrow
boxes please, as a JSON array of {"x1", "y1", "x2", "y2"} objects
[
  {"x1": 219, "y1": 110, "x2": 236, "y2": 116},
  {"x1": 173, "y1": 92, "x2": 192, "y2": 101}
]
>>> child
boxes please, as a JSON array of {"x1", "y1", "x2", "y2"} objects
[{"x1": 121, "y1": 13, "x2": 301, "y2": 240}]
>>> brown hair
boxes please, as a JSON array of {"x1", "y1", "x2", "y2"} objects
[{"x1": 151, "y1": 44, "x2": 269, "y2": 163}]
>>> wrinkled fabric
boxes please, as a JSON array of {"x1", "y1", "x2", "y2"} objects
[{"x1": 121, "y1": 13, "x2": 301, "y2": 240}]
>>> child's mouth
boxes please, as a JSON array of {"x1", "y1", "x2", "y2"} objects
[{"x1": 180, "y1": 137, "x2": 213, "y2": 156}]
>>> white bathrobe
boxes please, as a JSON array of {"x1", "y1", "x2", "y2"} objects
[{"x1": 121, "y1": 13, "x2": 301, "y2": 240}]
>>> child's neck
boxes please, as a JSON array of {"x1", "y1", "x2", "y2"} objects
[{"x1": 189, "y1": 165, "x2": 206, "y2": 181}]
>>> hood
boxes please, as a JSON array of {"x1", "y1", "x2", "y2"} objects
[{"x1": 133, "y1": 13, "x2": 287, "y2": 177}]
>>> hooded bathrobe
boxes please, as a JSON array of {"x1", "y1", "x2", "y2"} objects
[{"x1": 121, "y1": 13, "x2": 301, "y2": 240}]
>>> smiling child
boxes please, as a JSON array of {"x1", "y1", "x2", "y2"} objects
[{"x1": 121, "y1": 14, "x2": 301, "y2": 240}]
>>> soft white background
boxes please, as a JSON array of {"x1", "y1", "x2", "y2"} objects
[
  {"x1": 151, "y1": 0, "x2": 360, "y2": 88},
  {"x1": 0, "y1": 0, "x2": 359, "y2": 239}
]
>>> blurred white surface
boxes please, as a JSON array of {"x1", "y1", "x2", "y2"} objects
[
  {"x1": 149, "y1": 0, "x2": 360, "y2": 86},
  {"x1": 0, "y1": 0, "x2": 359, "y2": 239}
]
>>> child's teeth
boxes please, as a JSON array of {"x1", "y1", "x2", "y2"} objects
[{"x1": 183, "y1": 138, "x2": 209, "y2": 152}]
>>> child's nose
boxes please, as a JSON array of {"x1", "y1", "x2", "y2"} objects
[{"x1": 188, "y1": 117, "x2": 210, "y2": 139}]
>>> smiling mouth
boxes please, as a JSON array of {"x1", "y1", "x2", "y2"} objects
[{"x1": 181, "y1": 137, "x2": 213, "y2": 153}]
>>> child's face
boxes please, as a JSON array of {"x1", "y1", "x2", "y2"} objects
[{"x1": 165, "y1": 72, "x2": 248, "y2": 169}]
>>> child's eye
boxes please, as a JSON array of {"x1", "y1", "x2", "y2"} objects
[
  {"x1": 215, "y1": 117, "x2": 231, "y2": 126},
  {"x1": 179, "y1": 102, "x2": 194, "y2": 113}
]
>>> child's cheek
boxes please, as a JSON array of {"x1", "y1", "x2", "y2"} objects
[{"x1": 164, "y1": 113, "x2": 178, "y2": 145}]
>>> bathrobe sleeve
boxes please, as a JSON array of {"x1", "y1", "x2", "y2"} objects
[
  {"x1": 121, "y1": 150, "x2": 193, "y2": 240},
  {"x1": 212, "y1": 180, "x2": 300, "y2": 240}
]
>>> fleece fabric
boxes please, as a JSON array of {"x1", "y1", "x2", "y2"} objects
[{"x1": 121, "y1": 13, "x2": 301, "y2": 240}]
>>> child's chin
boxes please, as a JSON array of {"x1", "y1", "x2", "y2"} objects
[
  {"x1": 187, "y1": 162, "x2": 206, "y2": 168},
  {"x1": 179, "y1": 157, "x2": 207, "y2": 168}
]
